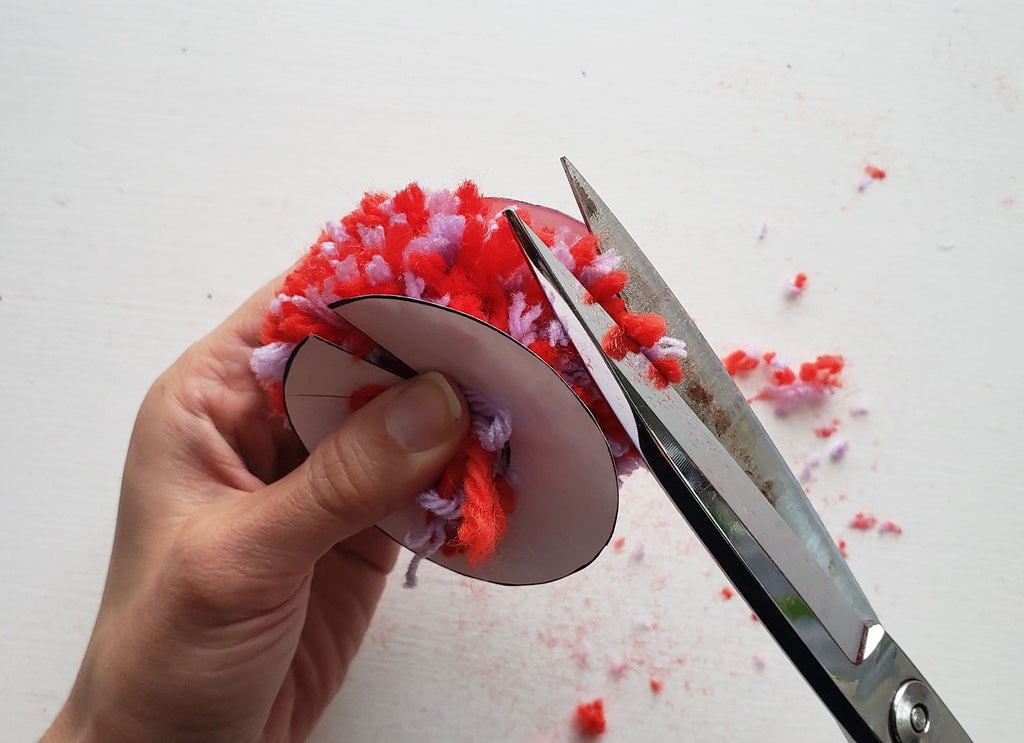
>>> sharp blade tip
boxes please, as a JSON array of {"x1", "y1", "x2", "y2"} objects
[
  {"x1": 502, "y1": 208, "x2": 528, "y2": 239},
  {"x1": 503, "y1": 209, "x2": 543, "y2": 257},
  {"x1": 559, "y1": 160, "x2": 599, "y2": 228}
]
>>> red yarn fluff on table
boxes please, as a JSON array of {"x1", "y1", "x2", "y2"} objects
[{"x1": 574, "y1": 698, "x2": 607, "y2": 736}]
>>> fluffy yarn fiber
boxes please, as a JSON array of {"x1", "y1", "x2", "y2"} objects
[{"x1": 252, "y1": 182, "x2": 686, "y2": 584}]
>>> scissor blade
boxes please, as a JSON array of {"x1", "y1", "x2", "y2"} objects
[
  {"x1": 561, "y1": 157, "x2": 875, "y2": 625},
  {"x1": 506, "y1": 209, "x2": 870, "y2": 664},
  {"x1": 508, "y1": 208, "x2": 979, "y2": 743}
]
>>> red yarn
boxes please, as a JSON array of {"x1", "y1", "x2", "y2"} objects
[
  {"x1": 347, "y1": 384, "x2": 390, "y2": 412},
  {"x1": 865, "y1": 165, "x2": 887, "y2": 180},
  {"x1": 455, "y1": 437, "x2": 511, "y2": 566},
  {"x1": 574, "y1": 699, "x2": 607, "y2": 736},
  {"x1": 773, "y1": 367, "x2": 797, "y2": 386},
  {"x1": 849, "y1": 512, "x2": 877, "y2": 530},
  {"x1": 651, "y1": 357, "x2": 683, "y2": 384},
  {"x1": 723, "y1": 349, "x2": 760, "y2": 376},
  {"x1": 587, "y1": 270, "x2": 629, "y2": 302},
  {"x1": 528, "y1": 339, "x2": 560, "y2": 368},
  {"x1": 601, "y1": 326, "x2": 638, "y2": 360},
  {"x1": 814, "y1": 418, "x2": 840, "y2": 438},
  {"x1": 798, "y1": 355, "x2": 844, "y2": 387},
  {"x1": 618, "y1": 312, "x2": 666, "y2": 349},
  {"x1": 570, "y1": 233, "x2": 601, "y2": 265},
  {"x1": 645, "y1": 359, "x2": 675, "y2": 389}
]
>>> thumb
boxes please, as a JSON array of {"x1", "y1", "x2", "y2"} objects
[{"x1": 239, "y1": 371, "x2": 468, "y2": 571}]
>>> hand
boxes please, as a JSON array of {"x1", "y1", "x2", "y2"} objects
[{"x1": 42, "y1": 274, "x2": 469, "y2": 743}]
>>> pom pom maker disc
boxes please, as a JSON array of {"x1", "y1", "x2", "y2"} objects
[{"x1": 282, "y1": 295, "x2": 620, "y2": 585}]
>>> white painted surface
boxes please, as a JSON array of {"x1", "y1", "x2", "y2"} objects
[{"x1": 2, "y1": 1, "x2": 1020, "y2": 740}]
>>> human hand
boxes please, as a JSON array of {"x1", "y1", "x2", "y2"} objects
[{"x1": 41, "y1": 274, "x2": 469, "y2": 743}]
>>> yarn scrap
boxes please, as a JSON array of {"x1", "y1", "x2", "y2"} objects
[
  {"x1": 721, "y1": 348, "x2": 846, "y2": 415},
  {"x1": 574, "y1": 699, "x2": 607, "y2": 736}
]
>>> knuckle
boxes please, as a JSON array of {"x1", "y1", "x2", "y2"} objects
[
  {"x1": 162, "y1": 524, "x2": 255, "y2": 620},
  {"x1": 306, "y1": 432, "x2": 387, "y2": 527}
]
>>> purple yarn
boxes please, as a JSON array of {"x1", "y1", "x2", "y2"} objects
[
  {"x1": 403, "y1": 489, "x2": 465, "y2": 588},
  {"x1": 463, "y1": 389, "x2": 513, "y2": 454},
  {"x1": 250, "y1": 341, "x2": 296, "y2": 386},
  {"x1": 417, "y1": 488, "x2": 464, "y2": 518},
  {"x1": 829, "y1": 439, "x2": 850, "y2": 460},
  {"x1": 507, "y1": 292, "x2": 543, "y2": 346},
  {"x1": 365, "y1": 254, "x2": 394, "y2": 284},
  {"x1": 356, "y1": 223, "x2": 385, "y2": 250},
  {"x1": 577, "y1": 248, "x2": 622, "y2": 287},
  {"x1": 324, "y1": 219, "x2": 348, "y2": 243},
  {"x1": 545, "y1": 318, "x2": 569, "y2": 347},
  {"x1": 426, "y1": 187, "x2": 460, "y2": 214},
  {"x1": 402, "y1": 270, "x2": 427, "y2": 299},
  {"x1": 404, "y1": 213, "x2": 466, "y2": 266},
  {"x1": 644, "y1": 336, "x2": 688, "y2": 360},
  {"x1": 758, "y1": 382, "x2": 829, "y2": 416},
  {"x1": 329, "y1": 255, "x2": 360, "y2": 285}
]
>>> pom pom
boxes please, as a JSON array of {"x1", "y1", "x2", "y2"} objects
[{"x1": 252, "y1": 182, "x2": 683, "y2": 582}]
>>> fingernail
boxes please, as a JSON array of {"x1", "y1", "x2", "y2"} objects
[{"x1": 385, "y1": 372, "x2": 464, "y2": 452}]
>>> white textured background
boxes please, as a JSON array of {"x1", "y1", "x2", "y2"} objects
[{"x1": 2, "y1": 1, "x2": 1021, "y2": 740}]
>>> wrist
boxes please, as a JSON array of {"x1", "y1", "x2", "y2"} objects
[
  {"x1": 41, "y1": 688, "x2": 164, "y2": 743},
  {"x1": 40, "y1": 700, "x2": 88, "y2": 743}
]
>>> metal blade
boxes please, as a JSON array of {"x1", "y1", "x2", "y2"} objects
[
  {"x1": 508, "y1": 207, "x2": 976, "y2": 743},
  {"x1": 560, "y1": 157, "x2": 876, "y2": 625},
  {"x1": 506, "y1": 209, "x2": 870, "y2": 664}
]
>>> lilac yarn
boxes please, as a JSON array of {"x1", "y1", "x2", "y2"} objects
[
  {"x1": 329, "y1": 255, "x2": 360, "y2": 285},
  {"x1": 324, "y1": 220, "x2": 348, "y2": 243},
  {"x1": 402, "y1": 270, "x2": 427, "y2": 300},
  {"x1": 404, "y1": 213, "x2": 466, "y2": 266},
  {"x1": 250, "y1": 342, "x2": 296, "y2": 386},
  {"x1": 356, "y1": 223, "x2": 385, "y2": 250},
  {"x1": 403, "y1": 489, "x2": 465, "y2": 588},
  {"x1": 577, "y1": 248, "x2": 622, "y2": 287},
  {"x1": 545, "y1": 318, "x2": 569, "y2": 347},
  {"x1": 507, "y1": 292, "x2": 543, "y2": 346},
  {"x1": 829, "y1": 439, "x2": 850, "y2": 460},
  {"x1": 426, "y1": 187, "x2": 460, "y2": 215},
  {"x1": 463, "y1": 389, "x2": 514, "y2": 454},
  {"x1": 758, "y1": 383, "x2": 829, "y2": 416},
  {"x1": 550, "y1": 231, "x2": 576, "y2": 273},
  {"x1": 644, "y1": 335, "x2": 688, "y2": 360},
  {"x1": 365, "y1": 254, "x2": 394, "y2": 284}
]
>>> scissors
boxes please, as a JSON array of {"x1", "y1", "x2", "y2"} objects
[{"x1": 504, "y1": 158, "x2": 973, "y2": 743}]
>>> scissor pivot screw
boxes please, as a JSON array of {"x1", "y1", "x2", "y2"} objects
[
  {"x1": 891, "y1": 680, "x2": 931, "y2": 742},
  {"x1": 910, "y1": 704, "x2": 928, "y2": 733}
]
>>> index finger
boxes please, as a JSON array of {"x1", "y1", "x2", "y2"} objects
[{"x1": 215, "y1": 264, "x2": 294, "y2": 351}]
